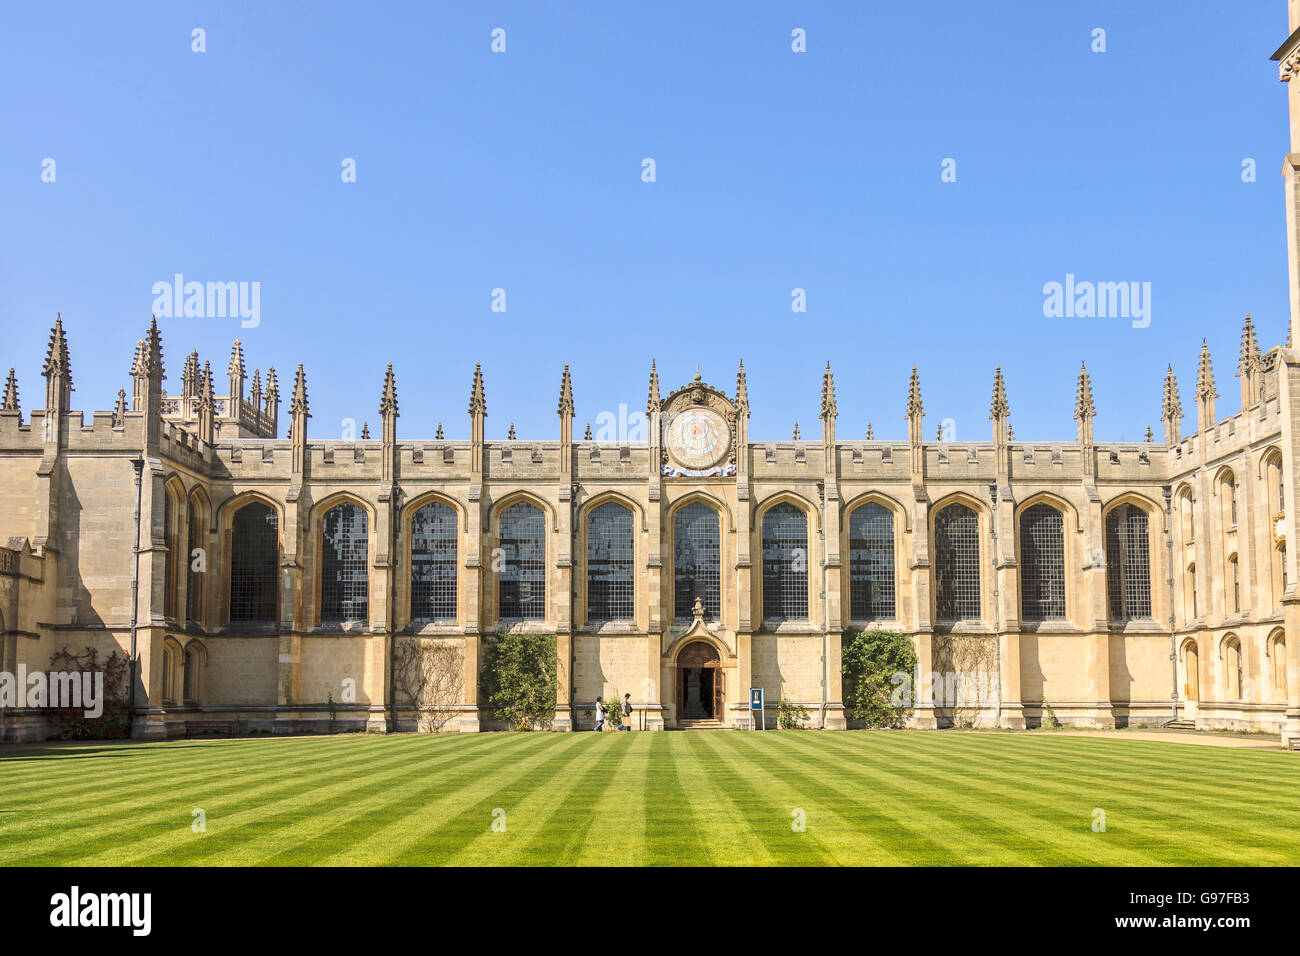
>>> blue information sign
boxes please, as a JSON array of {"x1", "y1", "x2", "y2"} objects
[{"x1": 749, "y1": 688, "x2": 765, "y2": 730}]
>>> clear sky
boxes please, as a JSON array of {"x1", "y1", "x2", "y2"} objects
[{"x1": 0, "y1": 1, "x2": 1291, "y2": 445}]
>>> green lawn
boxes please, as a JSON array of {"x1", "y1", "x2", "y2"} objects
[{"x1": 1, "y1": 730, "x2": 1297, "y2": 866}]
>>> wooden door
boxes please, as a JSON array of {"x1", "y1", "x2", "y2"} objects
[{"x1": 712, "y1": 667, "x2": 724, "y2": 722}]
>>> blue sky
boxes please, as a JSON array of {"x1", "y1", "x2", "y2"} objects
[{"x1": 0, "y1": 1, "x2": 1291, "y2": 444}]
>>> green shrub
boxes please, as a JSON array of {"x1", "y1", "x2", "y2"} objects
[
  {"x1": 778, "y1": 698, "x2": 810, "y2": 729},
  {"x1": 482, "y1": 633, "x2": 557, "y2": 731},
  {"x1": 842, "y1": 630, "x2": 917, "y2": 729}
]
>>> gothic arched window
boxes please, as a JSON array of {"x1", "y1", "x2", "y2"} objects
[
  {"x1": 499, "y1": 502, "x2": 546, "y2": 621},
  {"x1": 674, "y1": 502, "x2": 720, "y2": 621},
  {"x1": 411, "y1": 501, "x2": 457, "y2": 621},
  {"x1": 230, "y1": 501, "x2": 279, "y2": 623},
  {"x1": 587, "y1": 502, "x2": 634, "y2": 621},
  {"x1": 935, "y1": 503, "x2": 981, "y2": 621},
  {"x1": 1105, "y1": 503, "x2": 1152, "y2": 621},
  {"x1": 762, "y1": 503, "x2": 809, "y2": 621},
  {"x1": 849, "y1": 503, "x2": 895, "y2": 620},
  {"x1": 1020, "y1": 504, "x2": 1065, "y2": 621},
  {"x1": 321, "y1": 502, "x2": 369, "y2": 623}
]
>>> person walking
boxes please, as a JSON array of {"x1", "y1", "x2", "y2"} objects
[
  {"x1": 593, "y1": 696, "x2": 606, "y2": 732},
  {"x1": 619, "y1": 693, "x2": 632, "y2": 731}
]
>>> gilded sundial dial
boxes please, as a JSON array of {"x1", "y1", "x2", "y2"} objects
[{"x1": 666, "y1": 406, "x2": 729, "y2": 470}]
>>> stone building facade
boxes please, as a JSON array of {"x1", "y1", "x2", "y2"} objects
[{"x1": 3, "y1": 6, "x2": 1300, "y2": 745}]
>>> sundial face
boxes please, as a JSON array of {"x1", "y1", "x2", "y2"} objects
[{"x1": 666, "y1": 407, "x2": 729, "y2": 470}]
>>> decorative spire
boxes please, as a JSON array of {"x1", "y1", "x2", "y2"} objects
[
  {"x1": 1238, "y1": 314, "x2": 1262, "y2": 374},
  {"x1": 693, "y1": 363, "x2": 702, "y2": 383},
  {"x1": 1162, "y1": 364, "x2": 1182, "y2": 420},
  {"x1": 144, "y1": 317, "x2": 164, "y2": 380},
  {"x1": 989, "y1": 366, "x2": 1008, "y2": 419},
  {"x1": 200, "y1": 361, "x2": 215, "y2": 409},
  {"x1": 264, "y1": 366, "x2": 280, "y2": 404},
  {"x1": 1074, "y1": 362, "x2": 1095, "y2": 420},
  {"x1": 130, "y1": 340, "x2": 145, "y2": 378},
  {"x1": 558, "y1": 364, "x2": 574, "y2": 418},
  {"x1": 906, "y1": 366, "x2": 922, "y2": 419},
  {"x1": 936, "y1": 421, "x2": 943, "y2": 442},
  {"x1": 793, "y1": 422, "x2": 801, "y2": 440},
  {"x1": 379, "y1": 363, "x2": 398, "y2": 416},
  {"x1": 647, "y1": 361, "x2": 661, "y2": 414},
  {"x1": 1196, "y1": 339, "x2": 1217, "y2": 400},
  {"x1": 1144, "y1": 425, "x2": 1153, "y2": 443},
  {"x1": 250, "y1": 368, "x2": 263, "y2": 408},
  {"x1": 361, "y1": 422, "x2": 370, "y2": 439},
  {"x1": 1007, "y1": 422, "x2": 1015, "y2": 441},
  {"x1": 290, "y1": 364, "x2": 308, "y2": 415},
  {"x1": 866, "y1": 423, "x2": 873, "y2": 440},
  {"x1": 2, "y1": 368, "x2": 18, "y2": 413},
  {"x1": 820, "y1": 362, "x2": 837, "y2": 419},
  {"x1": 435, "y1": 422, "x2": 444, "y2": 440},
  {"x1": 508, "y1": 422, "x2": 516, "y2": 440},
  {"x1": 468, "y1": 363, "x2": 486, "y2": 416},
  {"x1": 584, "y1": 423, "x2": 592, "y2": 440},
  {"x1": 182, "y1": 351, "x2": 200, "y2": 400},
  {"x1": 43, "y1": 314, "x2": 72, "y2": 385},
  {"x1": 735, "y1": 360, "x2": 749, "y2": 412},
  {"x1": 228, "y1": 339, "x2": 246, "y2": 379},
  {"x1": 114, "y1": 388, "x2": 127, "y2": 427}
]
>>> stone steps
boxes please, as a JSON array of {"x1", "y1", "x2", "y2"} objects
[{"x1": 676, "y1": 718, "x2": 726, "y2": 731}]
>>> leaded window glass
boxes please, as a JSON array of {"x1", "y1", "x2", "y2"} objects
[
  {"x1": 935, "y1": 504, "x2": 981, "y2": 621},
  {"x1": 674, "y1": 502, "x2": 720, "y2": 620},
  {"x1": 1019, "y1": 504, "x2": 1065, "y2": 621},
  {"x1": 849, "y1": 503, "x2": 895, "y2": 620},
  {"x1": 321, "y1": 502, "x2": 369, "y2": 623},
  {"x1": 1105, "y1": 504, "x2": 1151, "y2": 620},
  {"x1": 411, "y1": 501, "x2": 457, "y2": 621},
  {"x1": 587, "y1": 502, "x2": 634, "y2": 620},
  {"x1": 230, "y1": 502, "x2": 279, "y2": 623},
  {"x1": 762, "y1": 503, "x2": 808, "y2": 620},
  {"x1": 499, "y1": 502, "x2": 546, "y2": 620}
]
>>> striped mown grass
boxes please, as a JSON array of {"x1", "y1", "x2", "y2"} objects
[{"x1": 0, "y1": 730, "x2": 1296, "y2": 866}]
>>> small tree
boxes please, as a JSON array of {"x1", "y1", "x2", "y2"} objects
[
  {"x1": 482, "y1": 633, "x2": 557, "y2": 731},
  {"x1": 933, "y1": 633, "x2": 997, "y2": 728},
  {"x1": 842, "y1": 630, "x2": 917, "y2": 729},
  {"x1": 43, "y1": 646, "x2": 131, "y2": 740},
  {"x1": 393, "y1": 637, "x2": 464, "y2": 732}
]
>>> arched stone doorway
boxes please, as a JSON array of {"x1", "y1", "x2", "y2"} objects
[{"x1": 677, "y1": 641, "x2": 723, "y2": 722}]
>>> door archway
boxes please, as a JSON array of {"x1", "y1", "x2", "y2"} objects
[{"x1": 676, "y1": 641, "x2": 724, "y2": 722}]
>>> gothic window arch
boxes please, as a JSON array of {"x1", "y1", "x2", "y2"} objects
[
  {"x1": 1272, "y1": 632, "x2": 1288, "y2": 701},
  {"x1": 163, "y1": 483, "x2": 184, "y2": 620},
  {"x1": 1105, "y1": 503, "x2": 1152, "y2": 621},
  {"x1": 848, "y1": 503, "x2": 895, "y2": 620},
  {"x1": 185, "y1": 490, "x2": 211, "y2": 627},
  {"x1": 935, "y1": 502, "x2": 981, "y2": 621},
  {"x1": 1019, "y1": 504, "x2": 1065, "y2": 621},
  {"x1": 229, "y1": 501, "x2": 279, "y2": 624},
  {"x1": 1223, "y1": 635, "x2": 1243, "y2": 700},
  {"x1": 762, "y1": 502, "x2": 809, "y2": 621},
  {"x1": 587, "y1": 502, "x2": 634, "y2": 621},
  {"x1": 498, "y1": 501, "x2": 546, "y2": 621},
  {"x1": 410, "y1": 501, "x2": 457, "y2": 622},
  {"x1": 321, "y1": 501, "x2": 369, "y2": 624},
  {"x1": 674, "y1": 501, "x2": 720, "y2": 621},
  {"x1": 1222, "y1": 472, "x2": 1238, "y2": 528},
  {"x1": 182, "y1": 642, "x2": 205, "y2": 704}
]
